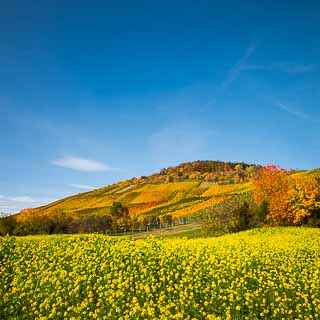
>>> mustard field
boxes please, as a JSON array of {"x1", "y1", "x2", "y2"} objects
[{"x1": 1, "y1": 227, "x2": 320, "y2": 319}]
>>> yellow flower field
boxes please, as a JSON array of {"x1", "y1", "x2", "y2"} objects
[{"x1": 1, "y1": 227, "x2": 320, "y2": 319}]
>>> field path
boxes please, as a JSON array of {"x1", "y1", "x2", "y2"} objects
[{"x1": 129, "y1": 222, "x2": 201, "y2": 238}]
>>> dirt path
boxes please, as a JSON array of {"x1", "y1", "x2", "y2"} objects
[{"x1": 129, "y1": 222, "x2": 201, "y2": 239}]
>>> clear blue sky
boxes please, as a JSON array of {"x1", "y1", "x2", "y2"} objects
[{"x1": 1, "y1": 0, "x2": 320, "y2": 212}]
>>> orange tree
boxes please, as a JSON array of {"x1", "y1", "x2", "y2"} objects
[{"x1": 253, "y1": 165, "x2": 290, "y2": 225}]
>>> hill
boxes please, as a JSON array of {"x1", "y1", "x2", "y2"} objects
[
  {"x1": 2, "y1": 160, "x2": 318, "y2": 235},
  {"x1": 31, "y1": 160, "x2": 259, "y2": 220}
]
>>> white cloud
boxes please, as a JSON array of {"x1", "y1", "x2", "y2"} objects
[
  {"x1": 244, "y1": 63, "x2": 319, "y2": 74},
  {"x1": 69, "y1": 184, "x2": 96, "y2": 190},
  {"x1": 220, "y1": 43, "x2": 257, "y2": 92},
  {"x1": 201, "y1": 43, "x2": 256, "y2": 109},
  {"x1": 10, "y1": 196, "x2": 36, "y2": 203},
  {"x1": 51, "y1": 156, "x2": 117, "y2": 172},
  {"x1": 0, "y1": 195, "x2": 36, "y2": 214},
  {"x1": 275, "y1": 102, "x2": 319, "y2": 123},
  {"x1": 0, "y1": 195, "x2": 57, "y2": 214}
]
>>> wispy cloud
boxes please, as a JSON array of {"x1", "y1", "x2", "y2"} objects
[
  {"x1": 244, "y1": 63, "x2": 319, "y2": 74},
  {"x1": 0, "y1": 194, "x2": 60, "y2": 214},
  {"x1": 202, "y1": 43, "x2": 257, "y2": 109},
  {"x1": 51, "y1": 156, "x2": 119, "y2": 172},
  {"x1": 69, "y1": 184, "x2": 96, "y2": 190},
  {"x1": 0, "y1": 195, "x2": 36, "y2": 213},
  {"x1": 275, "y1": 102, "x2": 319, "y2": 123},
  {"x1": 220, "y1": 43, "x2": 257, "y2": 91}
]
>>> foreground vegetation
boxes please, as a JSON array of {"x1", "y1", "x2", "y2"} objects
[{"x1": 1, "y1": 228, "x2": 320, "y2": 319}]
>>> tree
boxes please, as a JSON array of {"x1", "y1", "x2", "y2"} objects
[
  {"x1": 110, "y1": 202, "x2": 131, "y2": 230},
  {"x1": 16, "y1": 208, "x2": 43, "y2": 234},
  {"x1": 110, "y1": 202, "x2": 129, "y2": 218},
  {"x1": 202, "y1": 199, "x2": 256, "y2": 234},
  {"x1": 138, "y1": 215, "x2": 159, "y2": 230},
  {"x1": 159, "y1": 214, "x2": 173, "y2": 227},
  {"x1": 0, "y1": 216, "x2": 16, "y2": 236},
  {"x1": 253, "y1": 165, "x2": 290, "y2": 225},
  {"x1": 166, "y1": 175, "x2": 173, "y2": 183},
  {"x1": 287, "y1": 176, "x2": 320, "y2": 225},
  {"x1": 245, "y1": 165, "x2": 256, "y2": 178},
  {"x1": 43, "y1": 209, "x2": 72, "y2": 234}
]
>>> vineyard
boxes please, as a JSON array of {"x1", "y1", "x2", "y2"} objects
[
  {"x1": 1, "y1": 227, "x2": 320, "y2": 319},
  {"x1": 2, "y1": 162, "x2": 318, "y2": 236},
  {"x1": 28, "y1": 180, "x2": 253, "y2": 221}
]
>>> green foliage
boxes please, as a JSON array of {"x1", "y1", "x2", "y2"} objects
[
  {"x1": 256, "y1": 200, "x2": 269, "y2": 221},
  {"x1": 0, "y1": 217, "x2": 16, "y2": 236},
  {"x1": 202, "y1": 198, "x2": 258, "y2": 234},
  {"x1": 110, "y1": 202, "x2": 129, "y2": 218}
]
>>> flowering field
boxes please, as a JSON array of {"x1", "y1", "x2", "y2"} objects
[{"x1": 1, "y1": 228, "x2": 320, "y2": 319}]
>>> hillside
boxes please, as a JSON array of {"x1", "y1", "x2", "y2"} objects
[
  {"x1": 31, "y1": 160, "x2": 259, "y2": 220},
  {"x1": 4, "y1": 161, "x2": 319, "y2": 236}
]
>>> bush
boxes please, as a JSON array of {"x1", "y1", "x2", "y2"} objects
[{"x1": 202, "y1": 198, "x2": 258, "y2": 234}]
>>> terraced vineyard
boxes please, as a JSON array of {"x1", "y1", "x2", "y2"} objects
[
  {"x1": 1, "y1": 227, "x2": 320, "y2": 319},
  {"x1": 33, "y1": 181, "x2": 253, "y2": 220},
  {"x1": 17, "y1": 161, "x2": 257, "y2": 223}
]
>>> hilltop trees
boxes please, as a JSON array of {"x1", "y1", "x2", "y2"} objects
[{"x1": 129, "y1": 161, "x2": 261, "y2": 185}]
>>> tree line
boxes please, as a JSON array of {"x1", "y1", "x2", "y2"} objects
[{"x1": 0, "y1": 201, "x2": 181, "y2": 236}]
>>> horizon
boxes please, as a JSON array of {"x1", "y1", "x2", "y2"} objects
[
  {"x1": 1, "y1": 1, "x2": 320, "y2": 212},
  {"x1": 0, "y1": 158, "x2": 310, "y2": 214}
]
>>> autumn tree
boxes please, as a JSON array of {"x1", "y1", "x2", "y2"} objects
[
  {"x1": 253, "y1": 165, "x2": 290, "y2": 225},
  {"x1": 159, "y1": 214, "x2": 173, "y2": 227},
  {"x1": 287, "y1": 176, "x2": 320, "y2": 225},
  {"x1": 110, "y1": 202, "x2": 131, "y2": 230},
  {"x1": 15, "y1": 208, "x2": 44, "y2": 234}
]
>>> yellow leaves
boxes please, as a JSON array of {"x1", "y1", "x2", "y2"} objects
[
  {"x1": 202, "y1": 182, "x2": 252, "y2": 197},
  {"x1": 172, "y1": 196, "x2": 227, "y2": 217},
  {"x1": 287, "y1": 176, "x2": 320, "y2": 225},
  {"x1": 22, "y1": 180, "x2": 253, "y2": 223},
  {"x1": 131, "y1": 182, "x2": 199, "y2": 204},
  {"x1": 254, "y1": 166, "x2": 320, "y2": 225}
]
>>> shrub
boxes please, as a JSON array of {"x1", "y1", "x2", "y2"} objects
[{"x1": 202, "y1": 198, "x2": 257, "y2": 234}]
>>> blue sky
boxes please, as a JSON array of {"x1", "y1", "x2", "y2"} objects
[{"x1": 1, "y1": 0, "x2": 320, "y2": 212}]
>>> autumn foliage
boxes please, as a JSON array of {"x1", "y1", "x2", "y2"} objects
[
  {"x1": 2, "y1": 162, "x2": 319, "y2": 236},
  {"x1": 287, "y1": 176, "x2": 320, "y2": 225},
  {"x1": 253, "y1": 165, "x2": 290, "y2": 224},
  {"x1": 253, "y1": 165, "x2": 320, "y2": 225}
]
